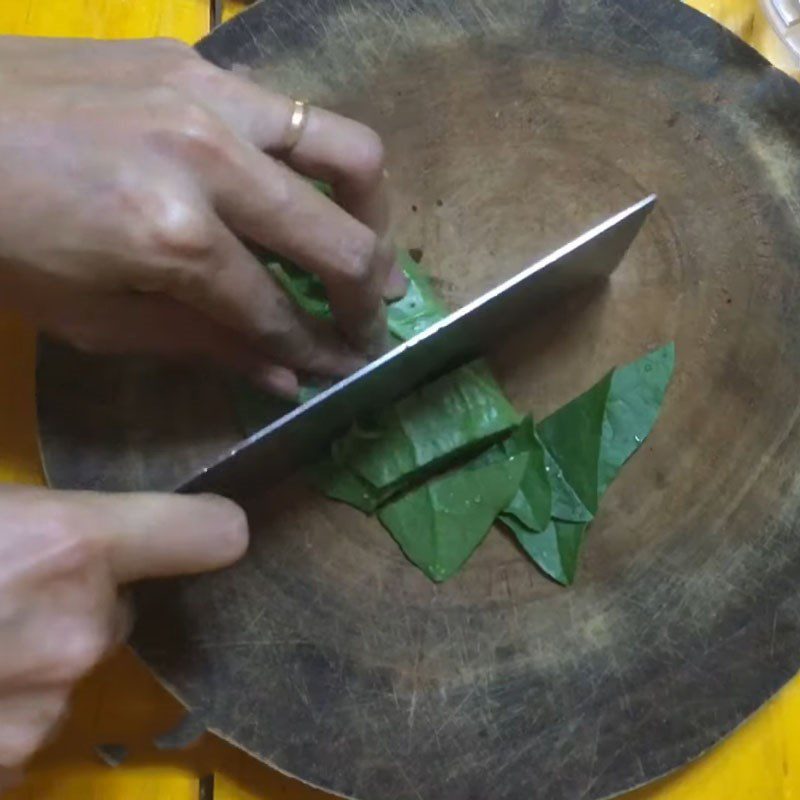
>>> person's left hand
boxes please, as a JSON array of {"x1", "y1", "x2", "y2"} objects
[{"x1": 0, "y1": 37, "x2": 406, "y2": 398}]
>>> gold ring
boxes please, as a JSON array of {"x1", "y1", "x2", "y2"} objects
[{"x1": 282, "y1": 99, "x2": 310, "y2": 153}]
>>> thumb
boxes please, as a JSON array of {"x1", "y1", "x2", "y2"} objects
[{"x1": 77, "y1": 491, "x2": 249, "y2": 584}]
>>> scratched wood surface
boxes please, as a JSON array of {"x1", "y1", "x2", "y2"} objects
[{"x1": 3, "y1": 0, "x2": 800, "y2": 798}]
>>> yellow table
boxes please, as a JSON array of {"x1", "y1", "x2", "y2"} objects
[{"x1": 1, "y1": 1, "x2": 799, "y2": 797}]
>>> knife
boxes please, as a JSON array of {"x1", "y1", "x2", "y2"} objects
[{"x1": 179, "y1": 195, "x2": 656, "y2": 498}]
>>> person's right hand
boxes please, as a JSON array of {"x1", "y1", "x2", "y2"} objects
[
  {"x1": 0, "y1": 36, "x2": 406, "y2": 399},
  {"x1": 0, "y1": 485, "x2": 248, "y2": 791}
]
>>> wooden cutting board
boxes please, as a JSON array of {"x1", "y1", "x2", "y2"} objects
[{"x1": 36, "y1": 1, "x2": 800, "y2": 798}]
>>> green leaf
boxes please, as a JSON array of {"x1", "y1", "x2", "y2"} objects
[
  {"x1": 266, "y1": 258, "x2": 332, "y2": 319},
  {"x1": 312, "y1": 180, "x2": 334, "y2": 198},
  {"x1": 257, "y1": 246, "x2": 445, "y2": 341},
  {"x1": 308, "y1": 456, "x2": 383, "y2": 514},
  {"x1": 251, "y1": 179, "x2": 335, "y2": 321},
  {"x1": 379, "y1": 453, "x2": 528, "y2": 582},
  {"x1": 597, "y1": 343, "x2": 675, "y2": 497},
  {"x1": 330, "y1": 412, "x2": 417, "y2": 492},
  {"x1": 537, "y1": 372, "x2": 612, "y2": 515},
  {"x1": 235, "y1": 200, "x2": 675, "y2": 587},
  {"x1": 497, "y1": 418, "x2": 551, "y2": 532},
  {"x1": 386, "y1": 250, "x2": 448, "y2": 340},
  {"x1": 510, "y1": 345, "x2": 675, "y2": 584},
  {"x1": 234, "y1": 248, "x2": 445, "y2": 433},
  {"x1": 297, "y1": 385, "x2": 321, "y2": 405},
  {"x1": 506, "y1": 519, "x2": 588, "y2": 586},
  {"x1": 543, "y1": 449, "x2": 593, "y2": 523},
  {"x1": 330, "y1": 361, "x2": 520, "y2": 495}
]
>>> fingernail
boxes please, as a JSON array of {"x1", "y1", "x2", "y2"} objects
[
  {"x1": 383, "y1": 262, "x2": 408, "y2": 301},
  {"x1": 193, "y1": 495, "x2": 250, "y2": 566},
  {"x1": 254, "y1": 364, "x2": 299, "y2": 400}
]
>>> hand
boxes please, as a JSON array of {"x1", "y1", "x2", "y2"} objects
[
  {"x1": 0, "y1": 37, "x2": 406, "y2": 398},
  {"x1": 0, "y1": 485, "x2": 248, "y2": 787}
]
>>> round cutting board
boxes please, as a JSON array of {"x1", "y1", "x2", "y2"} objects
[{"x1": 37, "y1": 1, "x2": 800, "y2": 798}]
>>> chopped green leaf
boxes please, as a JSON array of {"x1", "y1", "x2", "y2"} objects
[
  {"x1": 233, "y1": 248, "x2": 447, "y2": 436},
  {"x1": 507, "y1": 345, "x2": 675, "y2": 584},
  {"x1": 598, "y1": 342, "x2": 675, "y2": 496},
  {"x1": 537, "y1": 373, "x2": 612, "y2": 515},
  {"x1": 387, "y1": 250, "x2": 448, "y2": 340},
  {"x1": 507, "y1": 519, "x2": 588, "y2": 586},
  {"x1": 497, "y1": 418, "x2": 551, "y2": 532},
  {"x1": 379, "y1": 453, "x2": 528, "y2": 582},
  {"x1": 266, "y1": 258, "x2": 332, "y2": 319},
  {"x1": 308, "y1": 456, "x2": 383, "y2": 513},
  {"x1": 330, "y1": 362, "x2": 520, "y2": 496},
  {"x1": 234, "y1": 191, "x2": 674, "y2": 586},
  {"x1": 542, "y1": 449, "x2": 593, "y2": 523}
]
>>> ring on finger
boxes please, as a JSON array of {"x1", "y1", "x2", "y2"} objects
[{"x1": 281, "y1": 99, "x2": 310, "y2": 153}]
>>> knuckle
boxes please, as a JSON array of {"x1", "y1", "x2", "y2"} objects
[
  {"x1": 280, "y1": 330, "x2": 316, "y2": 364},
  {"x1": 259, "y1": 315, "x2": 300, "y2": 352},
  {"x1": 105, "y1": 167, "x2": 215, "y2": 263},
  {"x1": 258, "y1": 314, "x2": 298, "y2": 352},
  {"x1": 165, "y1": 102, "x2": 227, "y2": 160},
  {"x1": 56, "y1": 622, "x2": 109, "y2": 682},
  {"x1": 261, "y1": 162, "x2": 293, "y2": 215},
  {"x1": 141, "y1": 196, "x2": 215, "y2": 263},
  {"x1": 269, "y1": 281, "x2": 303, "y2": 323},
  {"x1": 37, "y1": 507, "x2": 98, "y2": 571},
  {"x1": 138, "y1": 84, "x2": 183, "y2": 115},
  {"x1": 255, "y1": 301, "x2": 310, "y2": 359},
  {"x1": 142, "y1": 90, "x2": 229, "y2": 164},
  {"x1": 339, "y1": 227, "x2": 379, "y2": 288},
  {"x1": 154, "y1": 261, "x2": 211, "y2": 300},
  {"x1": 164, "y1": 54, "x2": 221, "y2": 89}
]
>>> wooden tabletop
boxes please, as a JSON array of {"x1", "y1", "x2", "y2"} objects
[{"x1": 1, "y1": 1, "x2": 799, "y2": 798}]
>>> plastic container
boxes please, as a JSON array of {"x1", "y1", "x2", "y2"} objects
[{"x1": 760, "y1": 0, "x2": 800, "y2": 67}]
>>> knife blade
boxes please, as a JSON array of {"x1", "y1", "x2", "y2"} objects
[{"x1": 179, "y1": 194, "x2": 656, "y2": 498}]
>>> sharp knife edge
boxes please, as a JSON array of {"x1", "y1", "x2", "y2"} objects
[{"x1": 178, "y1": 194, "x2": 656, "y2": 498}]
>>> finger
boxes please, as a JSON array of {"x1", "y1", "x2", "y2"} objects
[
  {"x1": 75, "y1": 491, "x2": 250, "y2": 584},
  {"x1": 0, "y1": 529, "x2": 119, "y2": 688},
  {"x1": 178, "y1": 71, "x2": 388, "y2": 230},
  {"x1": 0, "y1": 486, "x2": 102, "y2": 586},
  {"x1": 269, "y1": 103, "x2": 408, "y2": 303},
  {"x1": 0, "y1": 689, "x2": 70, "y2": 769},
  {"x1": 156, "y1": 222, "x2": 371, "y2": 372},
  {"x1": 180, "y1": 75, "x2": 407, "y2": 300},
  {"x1": 69, "y1": 291, "x2": 302, "y2": 398},
  {"x1": 204, "y1": 146, "x2": 393, "y2": 351},
  {"x1": 1, "y1": 489, "x2": 249, "y2": 588},
  {"x1": 253, "y1": 97, "x2": 391, "y2": 237}
]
